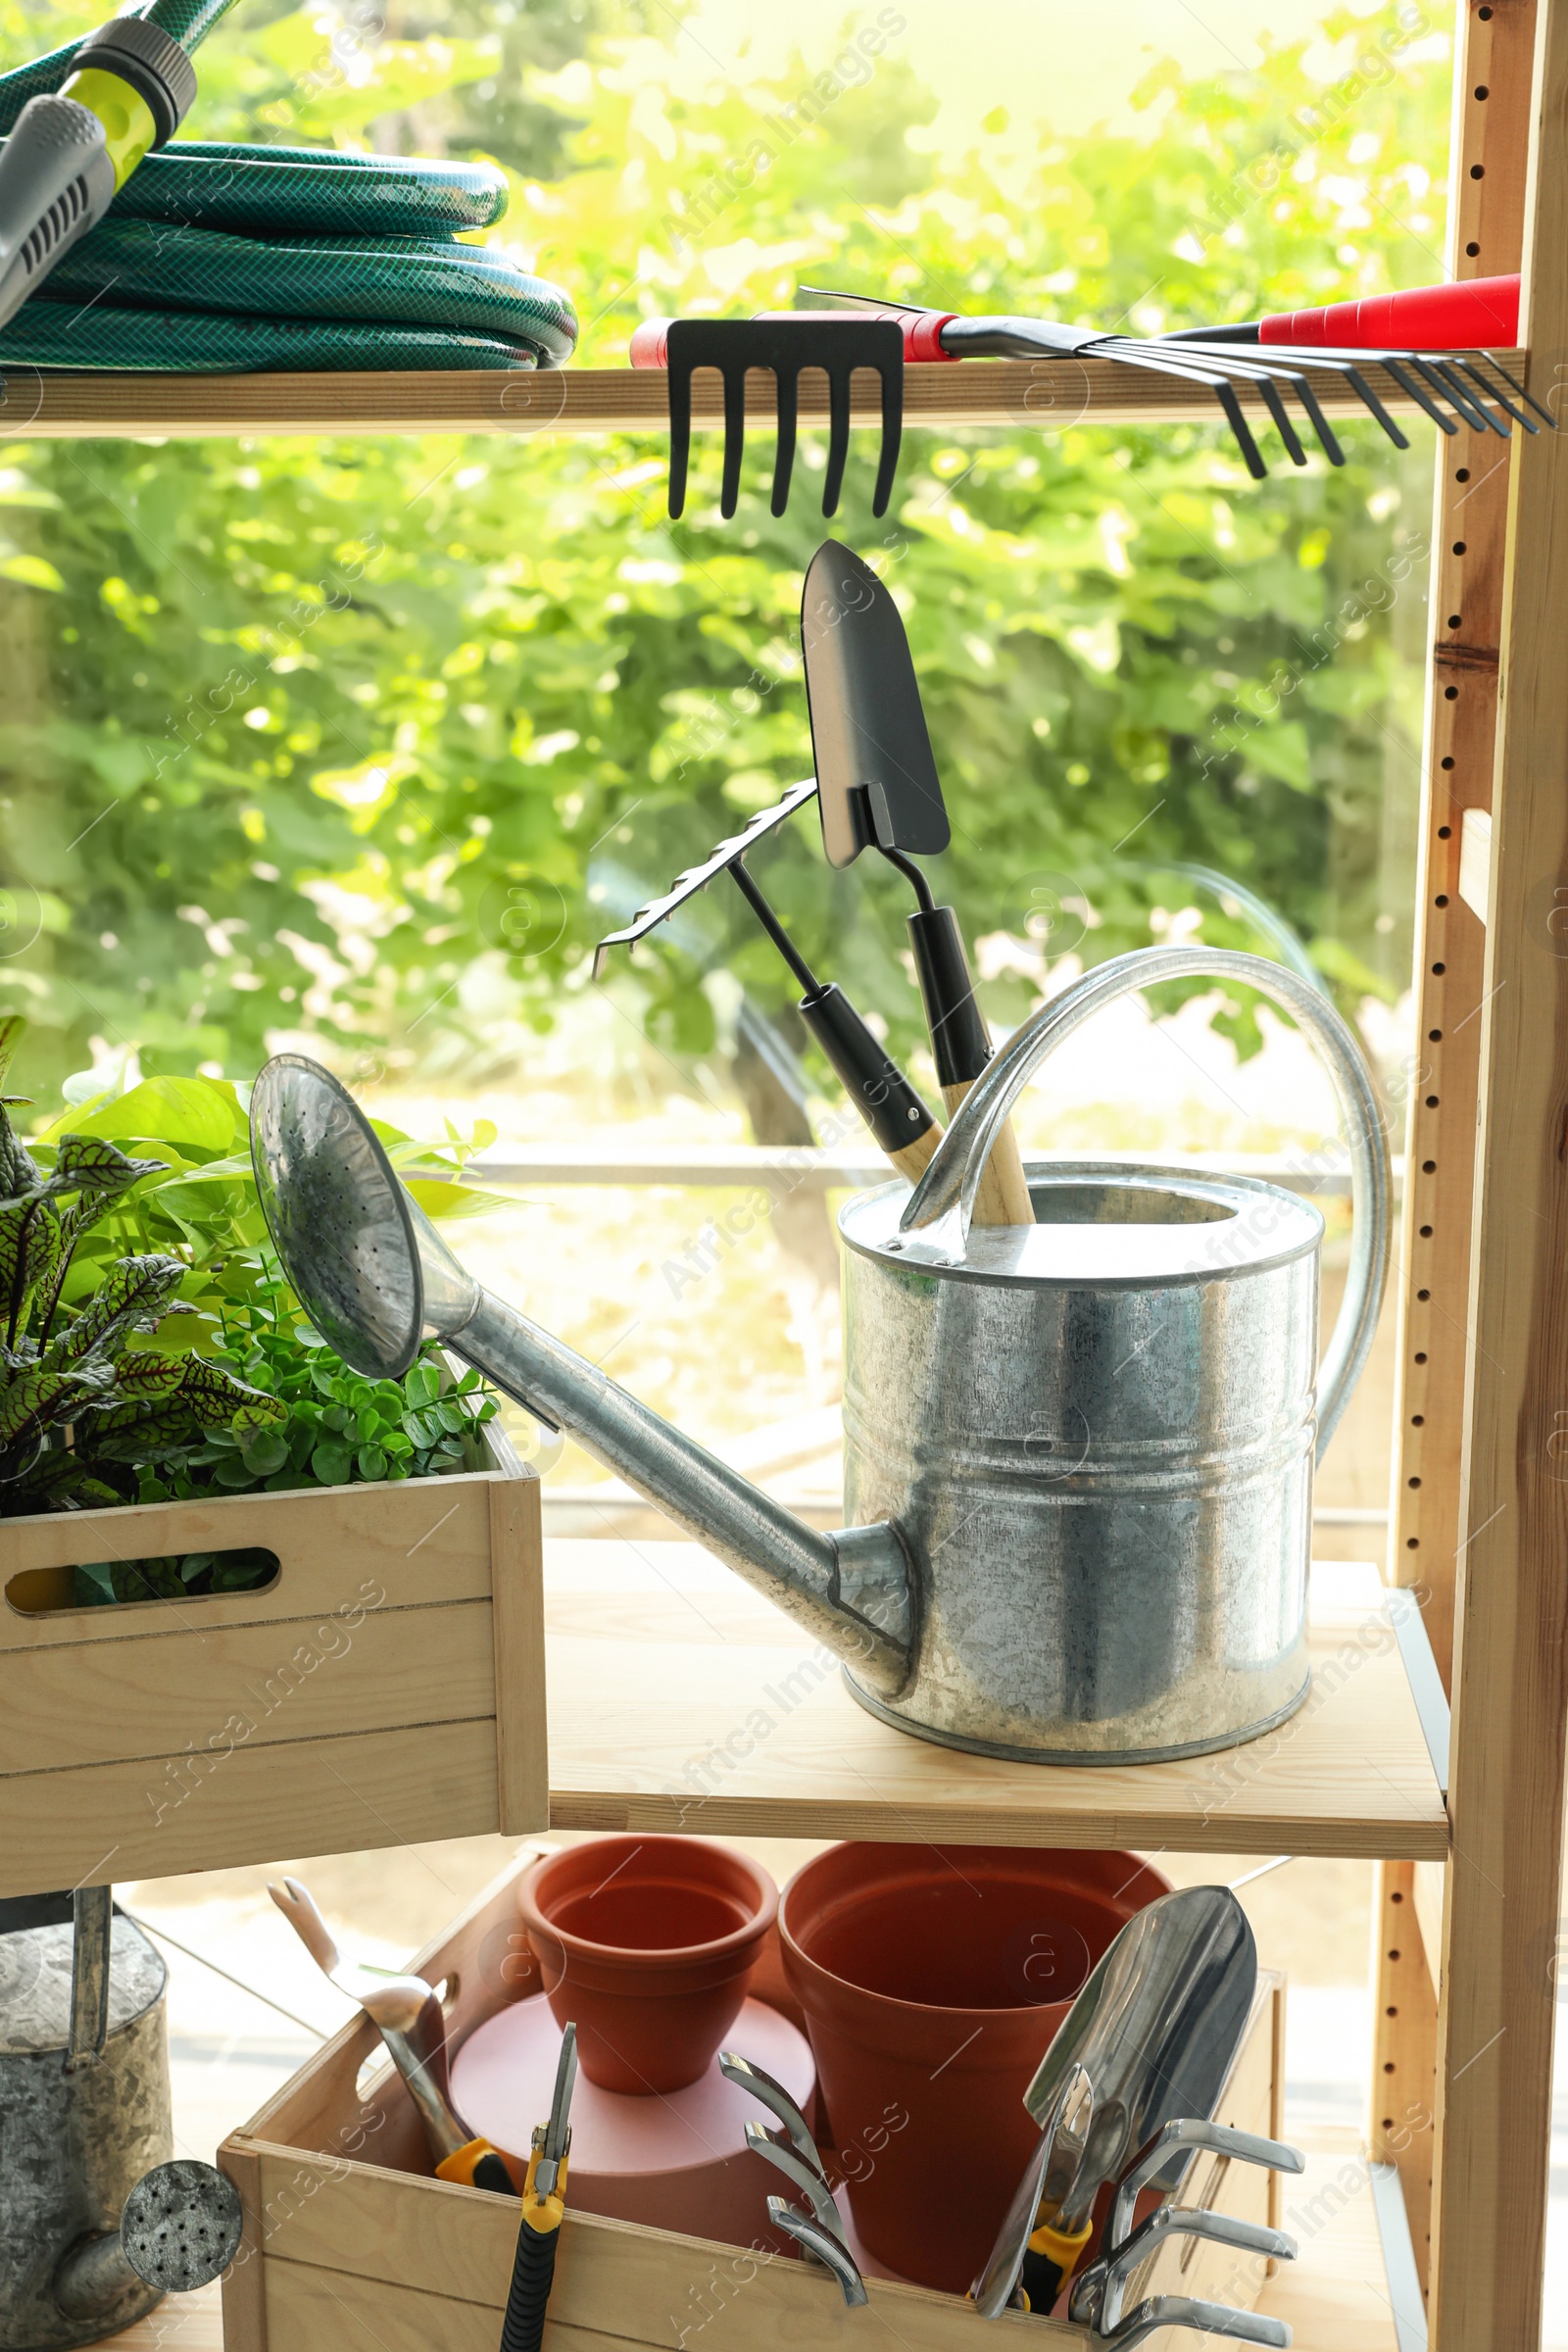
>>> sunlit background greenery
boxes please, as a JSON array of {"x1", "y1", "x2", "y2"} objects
[
  {"x1": 0, "y1": 0, "x2": 1447, "y2": 1115},
  {"x1": 0, "y1": 6, "x2": 1462, "y2": 2163}
]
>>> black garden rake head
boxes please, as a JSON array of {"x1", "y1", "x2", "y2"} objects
[
  {"x1": 591, "y1": 776, "x2": 820, "y2": 976},
  {"x1": 629, "y1": 315, "x2": 904, "y2": 519},
  {"x1": 592, "y1": 772, "x2": 942, "y2": 1172}
]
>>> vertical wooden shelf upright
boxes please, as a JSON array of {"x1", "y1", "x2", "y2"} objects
[{"x1": 1382, "y1": 0, "x2": 1568, "y2": 2344}]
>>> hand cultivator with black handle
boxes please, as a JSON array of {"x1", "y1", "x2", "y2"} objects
[
  {"x1": 592, "y1": 776, "x2": 945, "y2": 1183},
  {"x1": 628, "y1": 314, "x2": 903, "y2": 517}
]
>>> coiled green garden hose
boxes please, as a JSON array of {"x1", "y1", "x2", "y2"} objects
[{"x1": 0, "y1": 0, "x2": 576, "y2": 372}]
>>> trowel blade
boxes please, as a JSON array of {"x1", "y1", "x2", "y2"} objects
[
  {"x1": 801, "y1": 540, "x2": 949, "y2": 868},
  {"x1": 971, "y1": 2060, "x2": 1094, "y2": 2318},
  {"x1": 1025, "y1": 1886, "x2": 1257, "y2": 2209}
]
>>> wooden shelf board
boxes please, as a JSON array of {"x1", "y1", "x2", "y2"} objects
[
  {"x1": 1254, "y1": 2134, "x2": 1404, "y2": 2350},
  {"x1": 97, "y1": 2282, "x2": 223, "y2": 2348},
  {"x1": 543, "y1": 1544, "x2": 1448, "y2": 1859},
  {"x1": 0, "y1": 353, "x2": 1522, "y2": 441}
]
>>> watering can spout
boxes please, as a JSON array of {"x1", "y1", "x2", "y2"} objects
[{"x1": 249, "y1": 1056, "x2": 914, "y2": 1696}]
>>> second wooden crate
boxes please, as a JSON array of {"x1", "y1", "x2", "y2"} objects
[{"x1": 220, "y1": 1844, "x2": 1287, "y2": 2350}]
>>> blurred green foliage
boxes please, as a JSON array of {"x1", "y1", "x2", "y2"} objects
[{"x1": 0, "y1": 0, "x2": 1446, "y2": 1096}]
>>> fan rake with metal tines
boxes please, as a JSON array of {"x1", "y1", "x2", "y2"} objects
[{"x1": 798, "y1": 275, "x2": 1552, "y2": 480}]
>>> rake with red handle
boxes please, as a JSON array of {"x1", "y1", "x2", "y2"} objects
[{"x1": 791, "y1": 276, "x2": 1550, "y2": 479}]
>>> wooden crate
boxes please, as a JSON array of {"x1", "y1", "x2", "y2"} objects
[
  {"x1": 219, "y1": 1847, "x2": 1285, "y2": 2351},
  {"x1": 0, "y1": 1424, "x2": 543, "y2": 1897}
]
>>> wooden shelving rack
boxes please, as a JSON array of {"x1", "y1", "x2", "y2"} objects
[
  {"x1": 30, "y1": 0, "x2": 1568, "y2": 2343},
  {"x1": 0, "y1": 350, "x2": 1505, "y2": 442}
]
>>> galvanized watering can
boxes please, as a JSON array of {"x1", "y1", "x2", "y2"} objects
[
  {"x1": 252, "y1": 945, "x2": 1388, "y2": 1766},
  {"x1": 0, "y1": 1890, "x2": 242, "y2": 2349}
]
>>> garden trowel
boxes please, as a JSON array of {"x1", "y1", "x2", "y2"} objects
[
  {"x1": 971, "y1": 1886, "x2": 1271, "y2": 2319},
  {"x1": 801, "y1": 540, "x2": 1034, "y2": 1225}
]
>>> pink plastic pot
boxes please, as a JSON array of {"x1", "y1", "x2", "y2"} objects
[
  {"x1": 517, "y1": 1837, "x2": 778, "y2": 2094},
  {"x1": 779, "y1": 1842, "x2": 1171, "y2": 2293},
  {"x1": 453, "y1": 1991, "x2": 813, "y2": 2252}
]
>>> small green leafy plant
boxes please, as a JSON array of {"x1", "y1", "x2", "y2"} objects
[
  {"x1": 24, "y1": 1058, "x2": 502, "y2": 1346},
  {"x1": 0, "y1": 1023, "x2": 282, "y2": 1521},
  {"x1": 0, "y1": 1027, "x2": 507, "y2": 1605},
  {"x1": 147, "y1": 1255, "x2": 499, "y2": 1504},
  {"x1": 74, "y1": 1294, "x2": 498, "y2": 1604}
]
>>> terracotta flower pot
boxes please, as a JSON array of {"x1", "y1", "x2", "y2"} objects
[
  {"x1": 779, "y1": 1842, "x2": 1171, "y2": 2293},
  {"x1": 517, "y1": 1837, "x2": 778, "y2": 2094}
]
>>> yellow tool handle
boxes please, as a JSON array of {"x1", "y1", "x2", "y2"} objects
[
  {"x1": 435, "y1": 2135, "x2": 515, "y2": 2195},
  {"x1": 1015, "y1": 2210, "x2": 1096, "y2": 2311},
  {"x1": 941, "y1": 1081, "x2": 1035, "y2": 1226}
]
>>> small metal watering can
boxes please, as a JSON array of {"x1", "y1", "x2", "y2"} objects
[
  {"x1": 0, "y1": 1890, "x2": 242, "y2": 2348},
  {"x1": 252, "y1": 945, "x2": 1388, "y2": 1766}
]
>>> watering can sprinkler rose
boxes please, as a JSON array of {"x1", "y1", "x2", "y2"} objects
[{"x1": 249, "y1": 946, "x2": 1388, "y2": 1767}]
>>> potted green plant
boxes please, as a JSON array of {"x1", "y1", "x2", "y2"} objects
[
  {"x1": 0, "y1": 1021, "x2": 511, "y2": 1587},
  {"x1": 0, "y1": 1027, "x2": 546, "y2": 1898},
  {"x1": 0, "y1": 1026, "x2": 284, "y2": 1526}
]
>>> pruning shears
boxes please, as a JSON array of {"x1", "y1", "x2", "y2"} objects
[{"x1": 498, "y1": 2022, "x2": 577, "y2": 2352}]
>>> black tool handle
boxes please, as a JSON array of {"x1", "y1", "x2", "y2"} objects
[
  {"x1": 472, "y1": 2150, "x2": 514, "y2": 2195},
  {"x1": 906, "y1": 906, "x2": 991, "y2": 1089},
  {"x1": 1017, "y1": 2244, "x2": 1066, "y2": 2314},
  {"x1": 798, "y1": 983, "x2": 937, "y2": 1156},
  {"x1": 499, "y1": 2212, "x2": 560, "y2": 2352}
]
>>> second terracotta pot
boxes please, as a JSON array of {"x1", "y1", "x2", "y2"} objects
[
  {"x1": 517, "y1": 1837, "x2": 778, "y2": 2093},
  {"x1": 779, "y1": 1841, "x2": 1171, "y2": 2293}
]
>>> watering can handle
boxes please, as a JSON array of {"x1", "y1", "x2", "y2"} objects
[{"x1": 900, "y1": 947, "x2": 1392, "y2": 1457}]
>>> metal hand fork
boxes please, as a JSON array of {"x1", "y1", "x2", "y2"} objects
[
  {"x1": 765, "y1": 2201, "x2": 870, "y2": 2305},
  {"x1": 720, "y1": 2051, "x2": 869, "y2": 2308},
  {"x1": 268, "y1": 1875, "x2": 480, "y2": 2175},
  {"x1": 1081, "y1": 2207, "x2": 1297, "y2": 2335},
  {"x1": 1071, "y1": 2118, "x2": 1306, "y2": 2342},
  {"x1": 1100, "y1": 2118, "x2": 1306, "y2": 2260},
  {"x1": 1096, "y1": 2296, "x2": 1293, "y2": 2348}
]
